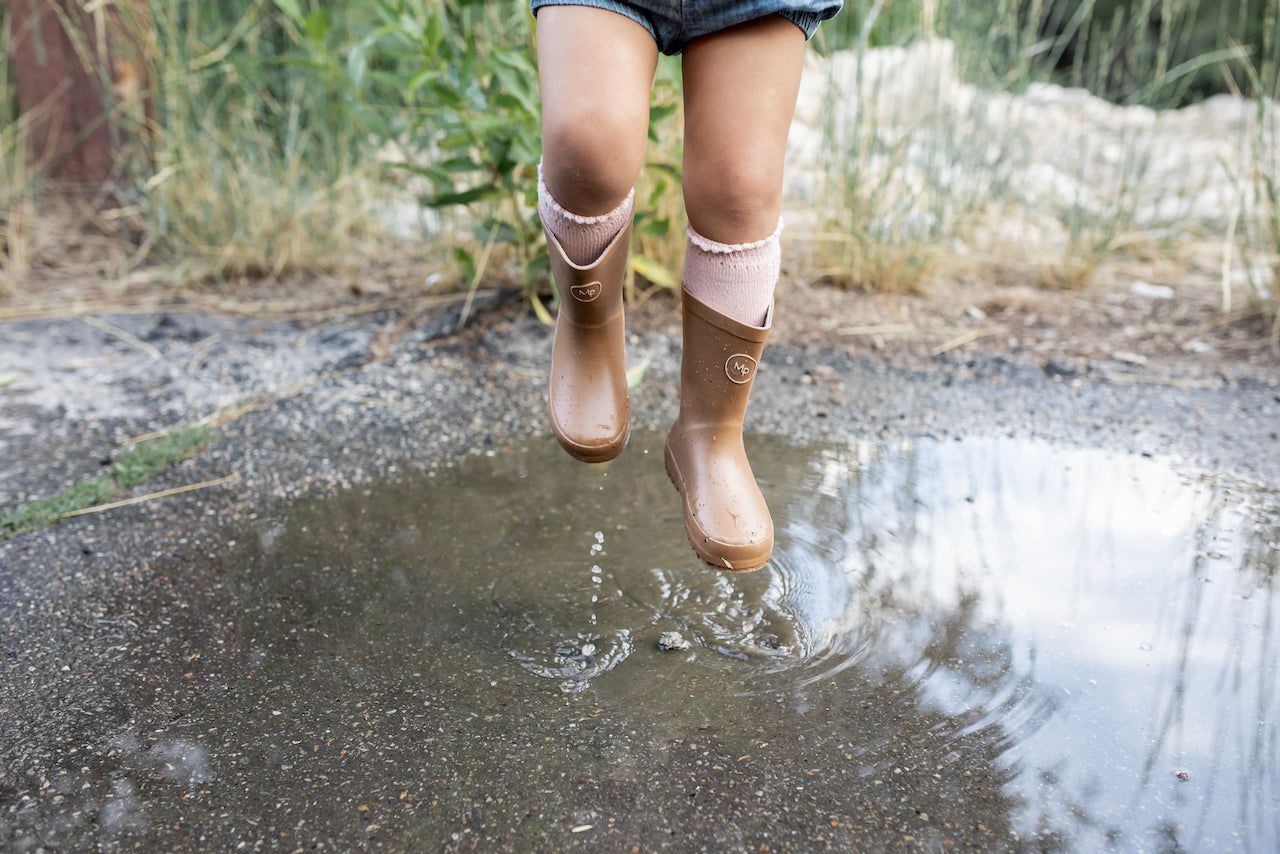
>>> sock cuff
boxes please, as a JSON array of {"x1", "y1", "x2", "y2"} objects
[
  {"x1": 537, "y1": 162, "x2": 634, "y2": 266},
  {"x1": 682, "y1": 221, "x2": 781, "y2": 327},
  {"x1": 537, "y1": 162, "x2": 635, "y2": 225},
  {"x1": 685, "y1": 219, "x2": 783, "y2": 256}
]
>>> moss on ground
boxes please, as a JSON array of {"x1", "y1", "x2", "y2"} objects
[{"x1": 0, "y1": 424, "x2": 219, "y2": 540}]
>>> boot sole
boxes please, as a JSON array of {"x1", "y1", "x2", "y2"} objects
[
  {"x1": 664, "y1": 439, "x2": 772, "y2": 573},
  {"x1": 554, "y1": 426, "x2": 629, "y2": 464}
]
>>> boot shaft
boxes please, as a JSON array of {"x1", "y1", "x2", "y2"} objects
[
  {"x1": 545, "y1": 223, "x2": 631, "y2": 328},
  {"x1": 677, "y1": 289, "x2": 771, "y2": 431}
]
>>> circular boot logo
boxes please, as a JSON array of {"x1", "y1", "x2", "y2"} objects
[
  {"x1": 570, "y1": 281, "x2": 603, "y2": 302},
  {"x1": 725, "y1": 353, "x2": 757, "y2": 384}
]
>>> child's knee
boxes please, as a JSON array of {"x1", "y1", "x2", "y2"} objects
[
  {"x1": 683, "y1": 163, "x2": 782, "y2": 242},
  {"x1": 542, "y1": 109, "x2": 645, "y2": 214}
]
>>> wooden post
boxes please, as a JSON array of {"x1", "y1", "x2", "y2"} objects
[{"x1": 3, "y1": 0, "x2": 151, "y2": 184}]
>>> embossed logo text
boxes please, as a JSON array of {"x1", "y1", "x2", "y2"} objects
[
  {"x1": 571, "y1": 282, "x2": 602, "y2": 302},
  {"x1": 725, "y1": 354, "x2": 757, "y2": 384}
]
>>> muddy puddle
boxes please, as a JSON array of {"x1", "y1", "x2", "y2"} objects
[{"x1": 189, "y1": 432, "x2": 1280, "y2": 851}]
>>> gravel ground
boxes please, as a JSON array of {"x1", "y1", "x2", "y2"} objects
[
  {"x1": 1, "y1": 288, "x2": 1277, "y2": 851},
  {"x1": 4, "y1": 286, "x2": 1276, "y2": 518}
]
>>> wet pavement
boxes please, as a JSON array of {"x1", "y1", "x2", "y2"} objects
[{"x1": 1, "y1": 304, "x2": 1278, "y2": 851}]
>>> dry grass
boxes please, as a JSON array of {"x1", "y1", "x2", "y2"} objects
[
  {"x1": 145, "y1": 147, "x2": 388, "y2": 283},
  {"x1": 1240, "y1": 92, "x2": 1280, "y2": 338},
  {"x1": 0, "y1": 18, "x2": 39, "y2": 293},
  {"x1": 3, "y1": 0, "x2": 1276, "y2": 344},
  {"x1": 796, "y1": 0, "x2": 1279, "y2": 342}
]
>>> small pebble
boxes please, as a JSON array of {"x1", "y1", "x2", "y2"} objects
[
  {"x1": 658, "y1": 631, "x2": 691, "y2": 651},
  {"x1": 1112, "y1": 351, "x2": 1148, "y2": 366}
]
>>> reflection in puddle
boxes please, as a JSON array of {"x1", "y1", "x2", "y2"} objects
[
  {"x1": 224, "y1": 432, "x2": 1277, "y2": 851},
  {"x1": 800, "y1": 438, "x2": 1280, "y2": 849}
]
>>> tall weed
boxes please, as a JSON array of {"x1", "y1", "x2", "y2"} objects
[
  {"x1": 803, "y1": 39, "x2": 1025, "y2": 293},
  {"x1": 1250, "y1": 97, "x2": 1279, "y2": 328},
  {"x1": 1237, "y1": 21, "x2": 1280, "y2": 335},
  {"x1": 0, "y1": 7, "x2": 38, "y2": 291},
  {"x1": 141, "y1": 1, "x2": 385, "y2": 281},
  {"x1": 807, "y1": 0, "x2": 1273, "y2": 295}
]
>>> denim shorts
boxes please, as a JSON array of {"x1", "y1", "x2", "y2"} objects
[{"x1": 530, "y1": 0, "x2": 842, "y2": 55}]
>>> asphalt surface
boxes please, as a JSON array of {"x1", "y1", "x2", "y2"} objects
[{"x1": 1, "y1": 294, "x2": 1277, "y2": 852}]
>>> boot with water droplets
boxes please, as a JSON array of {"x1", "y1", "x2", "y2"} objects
[
  {"x1": 545, "y1": 222, "x2": 632, "y2": 463},
  {"x1": 664, "y1": 289, "x2": 773, "y2": 572}
]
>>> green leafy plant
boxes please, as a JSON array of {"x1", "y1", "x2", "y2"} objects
[
  {"x1": 268, "y1": 0, "x2": 549, "y2": 317},
  {"x1": 273, "y1": 0, "x2": 687, "y2": 316},
  {"x1": 628, "y1": 55, "x2": 685, "y2": 298}
]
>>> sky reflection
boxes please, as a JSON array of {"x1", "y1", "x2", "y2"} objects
[{"x1": 776, "y1": 437, "x2": 1279, "y2": 851}]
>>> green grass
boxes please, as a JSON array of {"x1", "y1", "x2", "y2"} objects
[
  {"x1": 0, "y1": 423, "x2": 220, "y2": 540},
  {"x1": 138, "y1": 1, "x2": 389, "y2": 281},
  {"x1": 820, "y1": 0, "x2": 1275, "y2": 107}
]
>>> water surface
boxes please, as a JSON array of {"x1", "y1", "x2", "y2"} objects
[{"x1": 138, "y1": 433, "x2": 1280, "y2": 850}]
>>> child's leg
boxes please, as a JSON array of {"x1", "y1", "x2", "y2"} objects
[
  {"x1": 682, "y1": 16, "x2": 804, "y2": 243},
  {"x1": 680, "y1": 16, "x2": 805, "y2": 326},
  {"x1": 536, "y1": 6, "x2": 657, "y2": 462},
  {"x1": 537, "y1": 6, "x2": 657, "y2": 260},
  {"x1": 664, "y1": 16, "x2": 806, "y2": 570}
]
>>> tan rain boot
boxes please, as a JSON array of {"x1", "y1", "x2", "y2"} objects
[
  {"x1": 664, "y1": 289, "x2": 773, "y2": 572},
  {"x1": 545, "y1": 221, "x2": 632, "y2": 463}
]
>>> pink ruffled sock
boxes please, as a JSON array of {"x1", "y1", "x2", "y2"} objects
[
  {"x1": 537, "y1": 165, "x2": 634, "y2": 267},
  {"x1": 682, "y1": 221, "x2": 782, "y2": 327}
]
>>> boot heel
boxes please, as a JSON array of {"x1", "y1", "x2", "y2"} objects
[{"x1": 663, "y1": 437, "x2": 681, "y2": 490}]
